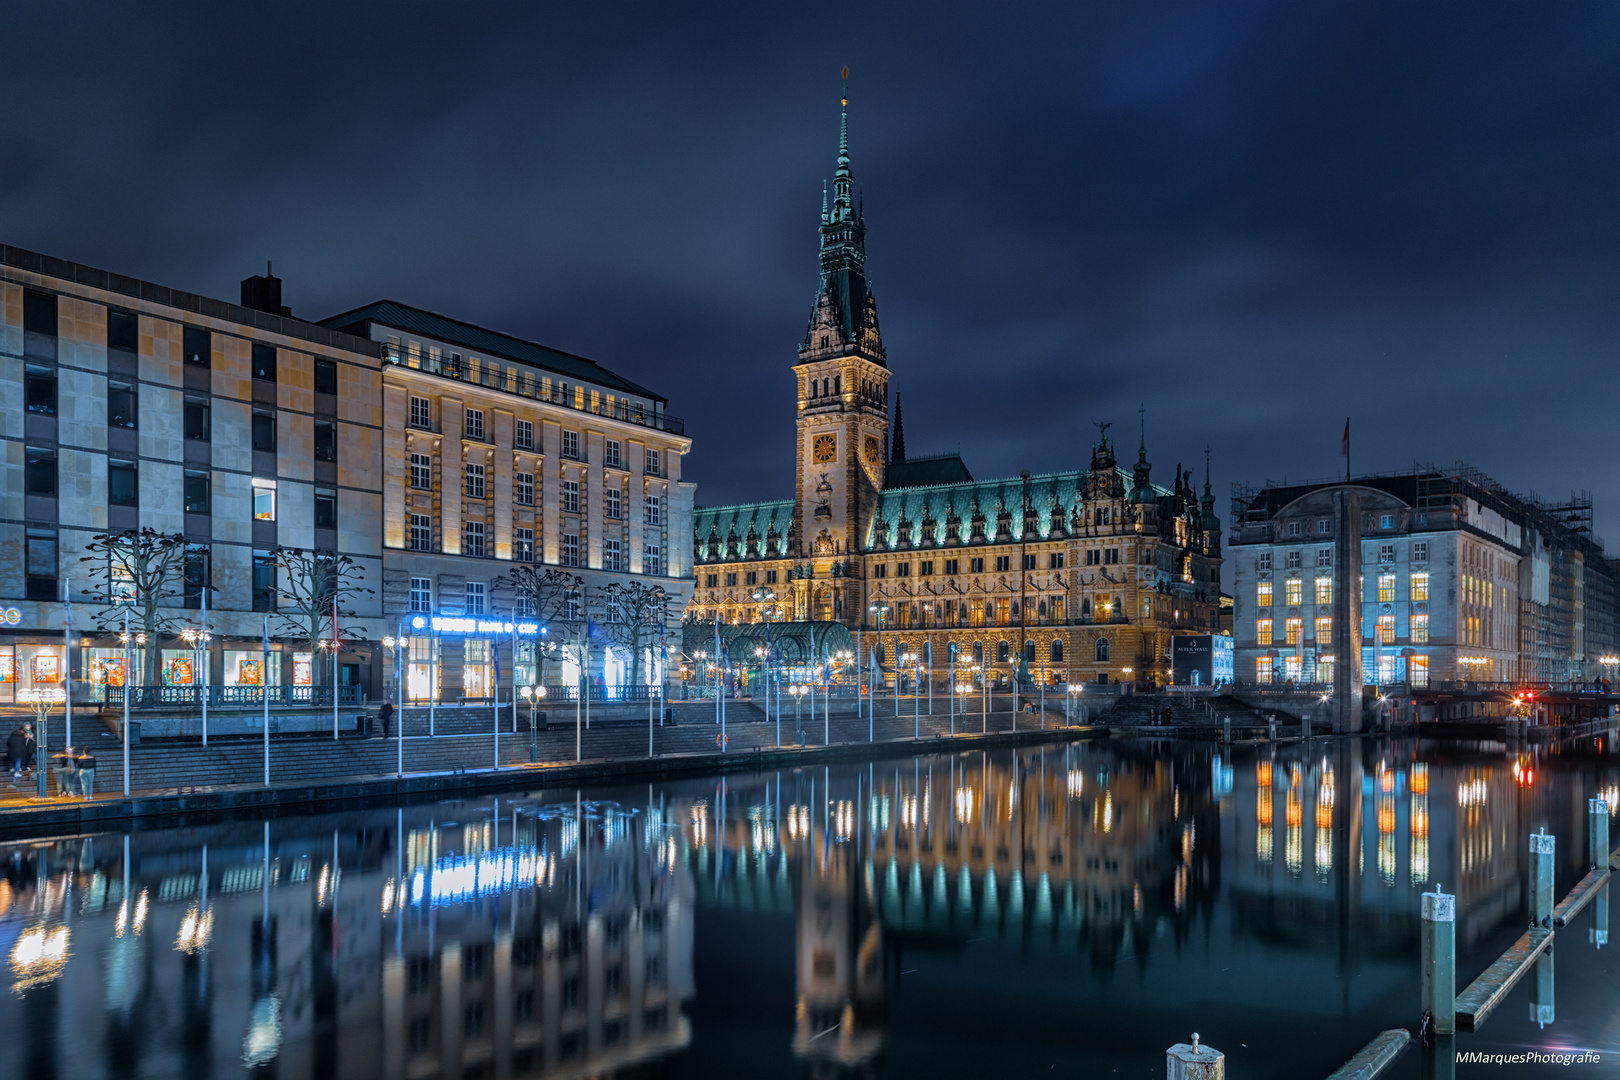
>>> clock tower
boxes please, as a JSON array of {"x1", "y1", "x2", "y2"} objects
[{"x1": 792, "y1": 86, "x2": 889, "y2": 612}]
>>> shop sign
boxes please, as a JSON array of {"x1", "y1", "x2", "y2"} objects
[
  {"x1": 410, "y1": 616, "x2": 543, "y2": 636},
  {"x1": 0, "y1": 608, "x2": 20, "y2": 625}
]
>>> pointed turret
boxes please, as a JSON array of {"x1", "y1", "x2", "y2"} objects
[
  {"x1": 891, "y1": 394, "x2": 906, "y2": 464},
  {"x1": 1130, "y1": 405, "x2": 1154, "y2": 502},
  {"x1": 1200, "y1": 448, "x2": 1220, "y2": 530}
]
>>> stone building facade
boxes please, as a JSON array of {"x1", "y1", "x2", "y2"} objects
[{"x1": 686, "y1": 100, "x2": 1223, "y2": 690}]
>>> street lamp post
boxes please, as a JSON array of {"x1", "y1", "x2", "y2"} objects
[{"x1": 18, "y1": 688, "x2": 66, "y2": 799}]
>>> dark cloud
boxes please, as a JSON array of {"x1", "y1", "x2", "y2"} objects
[{"x1": 7, "y1": 2, "x2": 1620, "y2": 555}]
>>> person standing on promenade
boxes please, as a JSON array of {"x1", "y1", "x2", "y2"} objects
[
  {"x1": 5, "y1": 726, "x2": 24, "y2": 779},
  {"x1": 74, "y1": 747, "x2": 96, "y2": 800},
  {"x1": 53, "y1": 746, "x2": 77, "y2": 798},
  {"x1": 379, "y1": 700, "x2": 394, "y2": 739}
]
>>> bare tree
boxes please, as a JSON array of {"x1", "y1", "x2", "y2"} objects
[
  {"x1": 498, "y1": 567, "x2": 585, "y2": 688},
  {"x1": 601, "y1": 581, "x2": 672, "y2": 687},
  {"x1": 79, "y1": 528, "x2": 188, "y2": 685},
  {"x1": 271, "y1": 547, "x2": 374, "y2": 685}
]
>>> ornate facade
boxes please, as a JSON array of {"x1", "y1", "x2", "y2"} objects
[{"x1": 687, "y1": 95, "x2": 1223, "y2": 689}]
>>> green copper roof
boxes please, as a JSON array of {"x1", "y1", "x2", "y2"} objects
[{"x1": 694, "y1": 500, "x2": 795, "y2": 562}]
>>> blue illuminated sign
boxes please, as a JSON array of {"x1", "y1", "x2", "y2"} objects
[{"x1": 409, "y1": 615, "x2": 544, "y2": 636}]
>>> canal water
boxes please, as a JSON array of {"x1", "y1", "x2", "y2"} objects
[{"x1": 0, "y1": 736, "x2": 1616, "y2": 1078}]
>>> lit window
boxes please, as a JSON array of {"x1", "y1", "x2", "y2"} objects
[
  {"x1": 1284, "y1": 656, "x2": 1302, "y2": 680},
  {"x1": 1378, "y1": 574, "x2": 1395, "y2": 603},
  {"x1": 1380, "y1": 514, "x2": 1394, "y2": 529},
  {"x1": 1410, "y1": 572, "x2": 1429, "y2": 602},
  {"x1": 252, "y1": 478, "x2": 276, "y2": 521},
  {"x1": 1315, "y1": 616, "x2": 1332, "y2": 644},
  {"x1": 1412, "y1": 613, "x2": 1429, "y2": 642},
  {"x1": 1377, "y1": 614, "x2": 1396, "y2": 643},
  {"x1": 1285, "y1": 579, "x2": 1303, "y2": 606},
  {"x1": 1315, "y1": 577, "x2": 1332, "y2": 605},
  {"x1": 1285, "y1": 617, "x2": 1302, "y2": 645},
  {"x1": 1257, "y1": 618, "x2": 1273, "y2": 645},
  {"x1": 1257, "y1": 582, "x2": 1273, "y2": 608},
  {"x1": 1256, "y1": 657, "x2": 1274, "y2": 683}
]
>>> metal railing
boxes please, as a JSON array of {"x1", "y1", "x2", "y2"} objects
[{"x1": 85, "y1": 685, "x2": 361, "y2": 707}]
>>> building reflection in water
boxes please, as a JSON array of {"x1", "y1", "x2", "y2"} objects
[{"x1": 0, "y1": 740, "x2": 1612, "y2": 1076}]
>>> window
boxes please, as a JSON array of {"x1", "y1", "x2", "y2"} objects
[
  {"x1": 1104, "y1": 548, "x2": 1120, "y2": 565},
  {"x1": 724, "y1": 572, "x2": 737, "y2": 586},
  {"x1": 995, "y1": 556, "x2": 1011, "y2": 572},
  {"x1": 25, "y1": 365, "x2": 56, "y2": 415},
  {"x1": 1379, "y1": 543, "x2": 1395, "y2": 563},
  {"x1": 1287, "y1": 521, "x2": 1302, "y2": 537},
  {"x1": 945, "y1": 559, "x2": 959, "y2": 574},
  {"x1": 183, "y1": 544, "x2": 209, "y2": 609},
  {"x1": 970, "y1": 558, "x2": 984, "y2": 573},
  {"x1": 920, "y1": 560, "x2": 934, "y2": 576},
  {"x1": 1022, "y1": 553, "x2": 1037, "y2": 571},
  {"x1": 465, "y1": 463, "x2": 486, "y2": 498},
  {"x1": 184, "y1": 398, "x2": 210, "y2": 441},
  {"x1": 1410, "y1": 571, "x2": 1429, "y2": 602},
  {"x1": 183, "y1": 470, "x2": 210, "y2": 513},
  {"x1": 1284, "y1": 656, "x2": 1302, "y2": 681},
  {"x1": 1315, "y1": 577, "x2": 1332, "y2": 605},
  {"x1": 1095, "y1": 638, "x2": 1110, "y2": 662},
  {"x1": 564, "y1": 589, "x2": 582, "y2": 622},
  {"x1": 1256, "y1": 656, "x2": 1275, "y2": 683},
  {"x1": 562, "y1": 480, "x2": 580, "y2": 514},
  {"x1": 1257, "y1": 581, "x2": 1273, "y2": 607},
  {"x1": 1376, "y1": 614, "x2": 1396, "y2": 643},
  {"x1": 1050, "y1": 640, "x2": 1063, "y2": 662},
  {"x1": 314, "y1": 488, "x2": 336, "y2": 529},
  {"x1": 1412, "y1": 613, "x2": 1429, "y2": 643},
  {"x1": 1412, "y1": 541, "x2": 1428, "y2": 562},
  {"x1": 411, "y1": 454, "x2": 432, "y2": 489},
  {"x1": 314, "y1": 358, "x2": 337, "y2": 395},
  {"x1": 646, "y1": 545, "x2": 661, "y2": 576},
  {"x1": 562, "y1": 533, "x2": 580, "y2": 567},
  {"x1": 897, "y1": 562, "x2": 911, "y2": 577},
  {"x1": 464, "y1": 521, "x2": 487, "y2": 557},
  {"x1": 314, "y1": 420, "x2": 336, "y2": 462},
  {"x1": 25, "y1": 529, "x2": 57, "y2": 601},
  {"x1": 252, "y1": 410, "x2": 275, "y2": 452},
  {"x1": 410, "y1": 514, "x2": 432, "y2": 552},
  {"x1": 465, "y1": 408, "x2": 485, "y2": 440},
  {"x1": 107, "y1": 310, "x2": 137, "y2": 352},
  {"x1": 251, "y1": 343, "x2": 276, "y2": 382},
  {"x1": 873, "y1": 564, "x2": 887, "y2": 579},
  {"x1": 466, "y1": 582, "x2": 487, "y2": 615},
  {"x1": 515, "y1": 527, "x2": 534, "y2": 562},
  {"x1": 1316, "y1": 548, "x2": 1332, "y2": 567},
  {"x1": 605, "y1": 440, "x2": 622, "y2": 468},
  {"x1": 646, "y1": 448, "x2": 661, "y2": 475},
  {"x1": 562, "y1": 430, "x2": 580, "y2": 460},
  {"x1": 1286, "y1": 550, "x2": 1301, "y2": 569},
  {"x1": 1257, "y1": 552, "x2": 1272, "y2": 571},
  {"x1": 515, "y1": 419, "x2": 534, "y2": 450},
  {"x1": 1256, "y1": 618, "x2": 1273, "y2": 645},
  {"x1": 409, "y1": 396, "x2": 431, "y2": 428},
  {"x1": 25, "y1": 447, "x2": 57, "y2": 496},
  {"x1": 515, "y1": 472, "x2": 534, "y2": 506},
  {"x1": 1317, "y1": 518, "x2": 1331, "y2": 534},
  {"x1": 645, "y1": 494, "x2": 661, "y2": 525},
  {"x1": 1285, "y1": 617, "x2": 1302, "y2": 645},
  {"x1": 603, "y1": 540, "x2": 623, "y2": 572},
  {"x1": 403, "y1": 576, "x2": 432, "y2": 614},
  {"x1": 252, "y1": 479, "x2": 276, "y2": 521},
  {"x1": 1379, "y1": 514, "x2": 1394, "y2": 529},
  {"x1": 253, "y1": 550, "x2": 277, "y2": 612},
  {"x1": 108, "y1": 459, "x2": 138, "y2": 506},
  {"x1": 1377, "y1": 574, "x2": 1395, "y2": 603},
  {"x1": 997, "y1": 641, "x2": 1010, "y2": 662},
  {"x1": 704, "y1": 574, "x2": 718, "y2": 588},
  {"x1": 605, "y1": 488, "x2": 621, "y2": 519},
  {"x1": 183, "y1": 327, "x2": 210, "y2": 368},
  {"x1": 1315, "y1": 616, "x2": 1332, "y2": 644},
  {"x1": 1049, "y1": 552, "x2": 1065, "y2": 569},
  {"x1": 1285, "y1": 579, "x2": 1303, "y2": 605}
]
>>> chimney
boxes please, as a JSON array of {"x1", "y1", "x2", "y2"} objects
[{"x1": 241, "y1": 261, "x2": 291, "y2": 316}]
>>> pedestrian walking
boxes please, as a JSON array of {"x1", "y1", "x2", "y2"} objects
[
  {"x1": 53, "y1": 747, "x2": 77, "y2": 798},
  {"x1": 21, "y1": 725, "x2": 35, "y2": 776},
  {"x1": 74, "y1": 747, "x2": 96, "y2": 800},
  {"x1": 5, "y1": 726, "x2": 24, "y2": 778},
  {"x1": 379, "y1": 700, "x2": 394, "y2": 739}
]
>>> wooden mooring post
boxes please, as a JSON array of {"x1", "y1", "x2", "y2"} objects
[
  {"x1": 1591, "y1": 798, "x2": 1610, "y2": 869},
  {"x1": 1420, "y1": 885, "x2": 1455, "y2": 1036},
  {"x1": 1165, "y1": 1033, "x2": 1223, "y2": 1079},
  {"x1": 1531, "y1": 828, "x2": 1555, "y2": 928}
]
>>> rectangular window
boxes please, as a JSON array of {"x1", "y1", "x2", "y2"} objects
[
  {"x1": 1048, "y1": 552, "x2": 1065, "y2": 569},
  {"x1": 873, "y1": 564, "x2": 887, "y2": 579},
  {"x1": 25, "y1": 529, "x2": 57, "y2": 602},
  {"x1": 515, "y1": 472, "x2": 534, "y2": 506},
  {"x1": 562, "y1": 480, "x2": 580, "y2": 514},
  {"x1": 1315, "y1": 616, "x2": 1332, "y2": 644},
  {"x1": 1287, "y1": 521, "x2": 1302, "y2": 537},
  {"x1": 184, "y1": 398, "x2": 210, "y2": 441},
  {"x1": 704, "y1": 574, "x2": 718, "y2": 588},
  {"x1": 252, "y1": 410, "x2": 276, "y2": 452},
  {"x1": 745, "y1": 570, "x2": 757, "y2": 586},
  {"x1": 108, "y1": 459, "x2": 138, "y2": 506},
  {"x1": 1318, "y1": 518, "x2": 1331, "y2": 534},
  {"x1": 514, "y1": 527, "x2": 534, "y2": 562},
  {"x1": 465, "y1": 463, "x2": 486, "y2": 498},
  {"x1": 183, "y1": 327, "x2": 211, "y2": 368},
  {"x1": 252, "y1": 343, "x2": 277, "y2": 382},
  {"x1": 645, "y1": 544, "x2": 662, "y2": 576},
  {"x1": 409, "y1": 396, "x2": 431, "y2": 428},
  {"x1": 1377, "y1": 573, "x2": 1396, "y2": 603},
  {"x1": 1410, "y1": 571, "x2": 1429, "y2": 602},
  {"x1": 1022, "y1": 553, "x2": 1037, "y2": 571},
  {"x1": 409, "y1": 577, "x2": 432, "y2": 613},
  {"x1": 1257, "y1": 552, "x2": 1272, "y2": 571},
  {"x1": 107, "y1": 310, "x2": 137, "y2": 353},
  {"x1": 920, "y1": 560, "x2": 934, "y2": 576},
  {"x1": 25, "y1": 365, "x2": 56, "y2": 415},
  {"x1": 1379, "y1": 543, "x2": 1395, "y2": 563},
  {"x1": 898, "y1": 562, "x2": 912, "y2": 577},
  {"x1": 562, "y1": 533, "x2": 580, "y2": 567},
  {"x1": 465, "y1": 408, "x2": 485, "y2": 440},
  {"x1": 314, "y1": 358, "x2": 337, "y2": 395},
  {"x1": 1316, "y1": 548, "x2": 1332, "y2": 567},
  {"x1": 183, "y1": 544, "x2": 209, "y2": 609},
  {"x1": 604, "y1": 538, "x2": 622, "y2": 572},
  {"x1": 1285, "y1": 579, "x2": 1303, "y2": 605},
  {"x1": 25, "y1": 447, "x2": 57, "y2": 496},
  {"x1": 1105, "y1": 548, "x2": 1120, "y2": 565},
  {"x1": 562, "y1": 430, "x2": 581, "y2": 460},
  {"x1": 410, "y1": 514, "x2": 432, "y2": 552},
  {"x1": 1286, "y1": 550, "x2": 1301, "y2": 569},
  {"x1": 253, "y1": 550, "x2": 277, "y2": 612},
  {"x1": 465, "y1": 582, "x2": 487, "y2": 615},
  {"x1": 1285, "y1": 617, "x2": 1302, "y2": 645},
  {"x1": 183, "y1": 469, "x2": 210, "y2": 513},
  {"x1": 515, "y1": 419, "x2": 534, "y2": 450},
  {"x1": 1379, "y1": 514, "x2": 1395, "y2": 529},
  {"x1": 1284, "y1": 656, "x2": 1302, "y2": 681},
  {"x1": 646, "y1": 449, "x2": 661, "y2": 476},
  {"x1": 970, "y1": 557, "x2": 984, "y2": 573},
  {"x1": 724, "y1": 571, "x2": 737, "y2": 586},
  {"x1": 1377, "y1": 614, "x2": 1396, "y2": 643},
  {"x1": 605, "y1": 489, "x2": 621, "y2": 519},
  {"x1": 314, "y1": 420, "x2": 336, "y2": 462},
  {"x1": 564, "y1": 589, "x2": 582, "y2": 622},
  {"x1": 1257, "y1": 581, "x2": 1273, "y2": 607},
  {"x1": 252, "y1": 478, "x2": 276, "y2": 521},
  {"x1": 464, "y1": 520, "x2": 487, "y2": 558},
  {"x1": 1412, "y1": 613, "x2": 1429, "y2": 642},
  {"x1": 1256, "y1": 656, "x2": 1274, "y2": 683},
  {"x1": 314, "y1": 488, "x2": 336, "y2": 529},
  {"x1": 765, "y1": 569, "x2": 777, "y2": 584},
  {"x1": 1412, "y1": 541, "x2": 1428, "y2": 562},
  {"x1": 1256, "y1": 618, "x2": 1273, "y2": 645},
  {"x1": 411, "y1": 454, "x2": 432, "y2": 489},
  {"x1": 604, "y1": 440, "x2": 622, "y2": 468},
  {"x1": 645, "y1": 494, "x2": 661, "y2": 525},
  {"x1": 1315, "y1": 577, "x2": 1332, "y2": 605},
  {"x1": 24, "y1": 290, "x2": 55, "y2": 336},
  {"x1": 995, "y1": 555, "x2": 1011, "y2": 572}
]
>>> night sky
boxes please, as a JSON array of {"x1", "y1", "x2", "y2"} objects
[{"x1": 8, "y1": 3, "x2": 1620, "y2": 552}]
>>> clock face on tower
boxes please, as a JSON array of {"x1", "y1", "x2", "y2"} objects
[
  {"x1": 864, "y1": 435, "x2": 881, "y2": 466},
  {"x1": 813, "y1": 434, "x2": 837, "y2": 463}
]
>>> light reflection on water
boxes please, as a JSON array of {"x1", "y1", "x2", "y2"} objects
[{"x1": 0, "y1": 737, "x2": 1612, "y2": 1077}]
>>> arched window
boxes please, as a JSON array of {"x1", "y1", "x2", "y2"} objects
[
  {"x1": 874, "y1": 642, "x2": 885, "y2": 664},
  {"x1": 833, "y1": 375, "x2": 841, "y2": 395},
  {"x1": 1095, "y1": 637, "x2": 1110, "y2": 662},
  {"x1": 1023, "y1": 640, "x2": 1035, "y2": 663},
  {"x1": 972, "y1": 642, "x2": 983, "y2": 663},
  {"x1": 1050, "y1": 640, "x2": 1064, "y2": 662},
  {"x1": 997, "y1": 640, "x2": 1009, "y2": 663}
]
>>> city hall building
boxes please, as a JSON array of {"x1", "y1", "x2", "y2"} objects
[{"x1": 686, "y1": 98, "x2": 1224, "y2": 690}]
